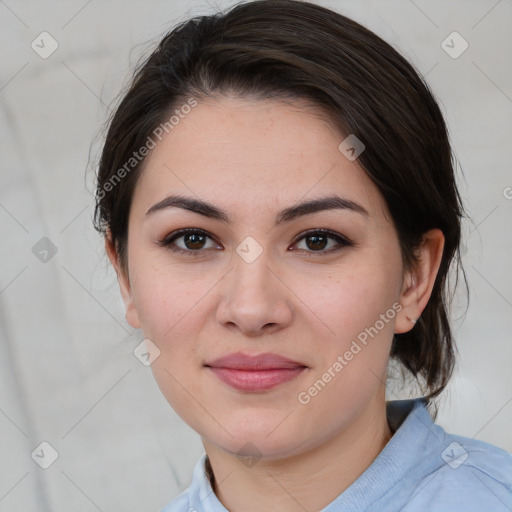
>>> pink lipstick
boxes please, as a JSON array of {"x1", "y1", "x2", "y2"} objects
[{"x1": 205, "y1": 352, "x2": 307, "y2": 391}]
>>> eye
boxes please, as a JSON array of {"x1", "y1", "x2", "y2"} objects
[
  {"x1": 291, "y1": 229, "x2": 353, "y2": 255},
  {"x1": 159, "y1": 228, "x2": 221, "y2": 256},
  {"x1": 158, "y1": 228, "x2": 353, "y2": 257}
]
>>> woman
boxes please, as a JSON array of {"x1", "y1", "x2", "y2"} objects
[{"x1": 93, "y1": 1, "x2": 512, "y2": 510}]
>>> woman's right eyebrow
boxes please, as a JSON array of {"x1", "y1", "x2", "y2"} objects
[{"x1": 145, "y1": 194, "x2": 370, "y2": 224}]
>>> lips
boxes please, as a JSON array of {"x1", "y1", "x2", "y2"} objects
[
  {"x1": 205, "y1": 351, "x2": 306, "y2": 370},
  {"x1": 204, "y1": 352, "x2": 307, "y2": 391}
]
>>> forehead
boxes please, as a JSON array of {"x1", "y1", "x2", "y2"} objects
[{"x1": 131, "y1": 96, "x2": 387, "y2": 222}]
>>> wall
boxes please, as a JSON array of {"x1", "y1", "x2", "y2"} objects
[{"x1": 0, "y1": 0, "x2": 510, "y2": 510}]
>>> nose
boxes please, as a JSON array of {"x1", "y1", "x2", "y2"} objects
[{"x1": 216, "y1": 246, "x2": 293, "y2": 337}]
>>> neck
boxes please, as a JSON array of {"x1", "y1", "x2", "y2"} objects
[{"x1": 203, "y1": 393, "x2": 393, "y2": 512}]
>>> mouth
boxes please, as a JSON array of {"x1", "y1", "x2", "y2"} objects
[{"x1": 204, "y1": 352, "x2": 308, "y2": 392}]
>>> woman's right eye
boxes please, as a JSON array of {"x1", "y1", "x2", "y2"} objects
[{"x1": 159, "y1": 228, "x2": 221, "y2": 256}]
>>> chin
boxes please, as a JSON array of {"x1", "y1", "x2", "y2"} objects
[{"x1": 202, "y1": 419, "x2": 312, "y2": 461}]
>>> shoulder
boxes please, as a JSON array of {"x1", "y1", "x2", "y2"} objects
[
  {"x1": 159, "y1": 488, "x2": 192, "y2": 512},
  {"x1": 377, "y1": 399, "x2": 512, "y2": 511},
  {"x1": 403, "y1": 432, "x2": 512, "y2": 511}
]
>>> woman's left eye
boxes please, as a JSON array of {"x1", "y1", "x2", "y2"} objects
[
  {"x1": 292, "y1": 229, "x2": 353, "y2": 254},
  {"x1": 158, "y1": 228, "x2": 352, "y2": 256}
]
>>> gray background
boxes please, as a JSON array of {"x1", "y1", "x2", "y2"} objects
[{"x1": 0, "y1": 0, "x2": 511, "y2": 510}]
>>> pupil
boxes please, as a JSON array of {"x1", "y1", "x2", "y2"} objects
[
  {"x1": 307, "y1": 235, "x2": 327, "y2": 250},
  {"x1": 185, "y1": 233, "x2": 204, "y2": 249}
]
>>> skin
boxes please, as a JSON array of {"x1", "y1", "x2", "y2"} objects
[{"x1": 105, "y1": 96, "x2": 444, "y2": 512}]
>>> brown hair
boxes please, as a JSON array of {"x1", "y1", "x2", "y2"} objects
[{"x1": 93, "y1": 0, "x2": 468, "y2": 407}]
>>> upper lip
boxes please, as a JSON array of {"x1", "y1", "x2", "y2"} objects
[{"x1": 205, "y1": 352, "x2": 307, "y2": 370}]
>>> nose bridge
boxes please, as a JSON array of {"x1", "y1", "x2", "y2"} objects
[
  {"x1": 216, "y1": 235, "x2": 292, "y2": 334},
  {"x1": 230, "y1": 235, "x2": 276, "y2": 301}
]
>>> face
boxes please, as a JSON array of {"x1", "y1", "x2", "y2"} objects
[{"x1": 112, "y1": 96, "x2": 416, "y2": 460}]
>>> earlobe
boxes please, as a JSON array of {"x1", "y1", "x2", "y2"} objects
[
  {"x1": 394, "y1": 229, "x2": 445, "y2": 334},
  {"x1": 104, "y1": 231, "x2": 141, "y2": 330}
]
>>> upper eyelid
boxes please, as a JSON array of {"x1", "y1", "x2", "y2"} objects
[{"x1": 163, "y1": 228, "x2": 219, "y2": 244}]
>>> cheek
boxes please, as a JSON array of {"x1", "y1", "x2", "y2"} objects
[
  {"x1": 301, "y1": 254, "x2": 402, "y2": 396},
  {"x1": 293, "y1": 271, "x2": 398, "y2": 421},
  {"x1": 128, "y1": 233, "x2": 217, "y2": 334},
  {"x1": 132, "y1": 243, "x2": 402, "y2": 361},
  {"x1": 311, "y1": 261, "x2": 401, "y2": 342},
  {"x1": 131, "y1": 266, "x2": 210, "y2": 424}
]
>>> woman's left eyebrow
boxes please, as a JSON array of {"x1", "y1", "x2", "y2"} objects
[{"x1": 145, "y1": 194, "x2": 370, "y2": 224}]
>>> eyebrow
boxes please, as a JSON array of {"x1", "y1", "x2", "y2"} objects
[{"x1": 145, "y1": 194, "x2": 369, "y2": 224}]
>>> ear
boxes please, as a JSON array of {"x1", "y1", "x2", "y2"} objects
[
  {"x1": 395, "y1": 228, "x2": 445, "y2": 334},
  {"x1": 105, "y1": 229, "x2": 141, "y2": 329}
]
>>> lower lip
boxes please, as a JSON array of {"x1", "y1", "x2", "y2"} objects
[{"x1": 207, "y1": 367, "x2": 306, "y2": 391}]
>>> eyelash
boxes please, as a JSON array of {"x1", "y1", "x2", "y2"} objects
[{"x1": 158, "y1": 228, "x2": 353, "y2": 257}]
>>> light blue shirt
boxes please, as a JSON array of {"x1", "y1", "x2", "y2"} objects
[{"x1": 161, "y1": 398, "x2": 512, "y2": 511}]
